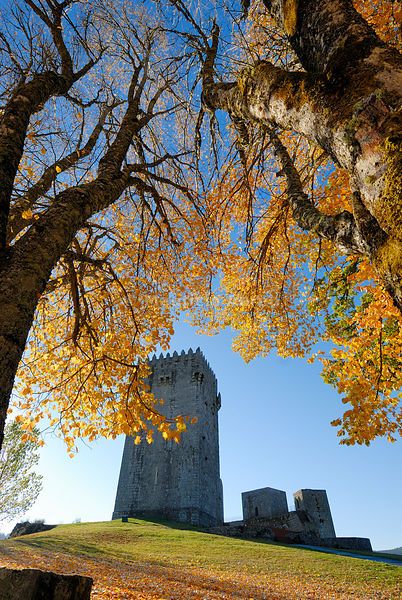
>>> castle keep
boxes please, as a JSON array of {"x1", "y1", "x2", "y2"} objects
[
  {"x1": 113, "y1": 349, "x2": 371, "y2": 552},
  {"x1": 112, "y1": 348, "x2": 224, "y2": 527}
]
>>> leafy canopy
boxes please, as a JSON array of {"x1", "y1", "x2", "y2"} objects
[{"x1": 4, "y1": 0, "x2": 401, "y2": 448}]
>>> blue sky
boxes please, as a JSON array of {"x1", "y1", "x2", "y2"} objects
[{"x1": 3, "y1": 319, "x2": 401, "y2": 551}]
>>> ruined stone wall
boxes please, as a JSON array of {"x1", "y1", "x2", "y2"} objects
[
  {"x1": 112, "y1": 349, "x2": 224, "y2": 527},
  {"x1": 320, "y1": 537, "x2": 373, "y2": 552},
  {"x1": 293, "y1": 489, "x2": 336, "y2": 538},
  {"x1": 242, "y1": 487, "x2": 288, "y2": 521},
  {"x1": 267, "y1": 510, "x2": 311, "y2": 533}
]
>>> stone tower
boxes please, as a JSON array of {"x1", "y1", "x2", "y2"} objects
[
  {"x1": 293, "y1": 489, "x2": 336, "y2": 538},
  {"x1": 242, "y1": 487, "x2": 288, "y2": 521},
  {"x1": 112, "y1": 348, "x2": 224, "y2": 527}
]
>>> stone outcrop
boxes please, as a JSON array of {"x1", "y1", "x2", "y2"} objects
[
  {"x1": 0, "y1": 568, "x2": 93, "y2": 599},
  {"x1": 9, "y1": 522, "x2": 56, "y2": 538}
]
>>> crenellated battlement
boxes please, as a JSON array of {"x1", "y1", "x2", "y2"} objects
[
  {"x1": 150, "y1": 347, "x2": 210, "y2": 366},
  {"x1": 148, "y1": 348, "x2": 217, "y2": 388}
]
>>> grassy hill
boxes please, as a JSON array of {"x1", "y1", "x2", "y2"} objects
[
  {"x1": 381, "y1": 547, "x2": 402, "y2": 556},
  {"x1": 0, "y1": 519, "x2": 401, "y2": 599}
]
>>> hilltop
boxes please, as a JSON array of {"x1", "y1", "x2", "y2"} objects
[
  {"x1": 0, "y1": 519, "x2": 401, "y2": 599},
  {"x1": 380, "y1": 547, "x2": 402, "y2": 556}
]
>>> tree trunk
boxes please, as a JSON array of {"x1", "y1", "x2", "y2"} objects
[
  {"x1": 0, "y1": 176, "x2": 129, "y2": 449},
  {"x1": 204, "y1": 0, "x2": 402, "y2": 310}
]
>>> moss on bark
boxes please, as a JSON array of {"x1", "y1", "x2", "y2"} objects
[
  {"x1": 377, "y1": 136, "x2": 402, "y2": 240},
  {"x1": 283, "y1": 0, "x2": 298, "y2": 36}
]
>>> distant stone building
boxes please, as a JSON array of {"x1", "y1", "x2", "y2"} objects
[
  {"x1": 211, "y1": 485, "x2": 371, "y2": 552},
  {"x1": 239, "y1": 486, "x2": 337, "y2": 541},
  {"x1": 112, "y1": 348, "x2": 224, "y2": 527}
]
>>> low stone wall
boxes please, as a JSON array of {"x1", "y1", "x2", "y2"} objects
[
  {"x1": 264, "y1": 510, "x2": 319, "y2": 535},
  {"x1": 0, "y1": 568, "x2": 93, "y2": 599},
  {"x1": 321, "y1": 537, "x2": 373, "y2": 552},
  {"x1": 208, "y1": 521, "x2": 274, "y2": 540},
  {"x1": 208, "y1": 520, "x2": 372, "y2": 552}
]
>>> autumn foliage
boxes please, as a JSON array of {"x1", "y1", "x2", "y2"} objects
[
  {"x1": 1, "y1": 0, "x2": 401, "y2": 448},
  {"x1": 185, "y1": 0, "x2": 402, "y2": 445}
]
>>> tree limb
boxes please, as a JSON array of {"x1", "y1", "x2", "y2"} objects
[
  {"x1": 0, "y1": 2, "x2": 101, "y2": 252},
  {"x1": 269, "y1": 130, "x2": 371, "y2": 255},
  {"x1": 7, "y1": 104, "x2": 115, "y2": 244}
]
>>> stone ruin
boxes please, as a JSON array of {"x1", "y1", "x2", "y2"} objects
[
  {"x1": 113, "y1": 349, "x2": 372, "y2": 552},
  {"x1": 210, "y1": 485, "x2": 372, "y2": 552},
  {"x1": 9, "y1": 521, "x2": 56, "y2": 538}
]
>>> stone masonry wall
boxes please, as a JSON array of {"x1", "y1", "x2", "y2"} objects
[
  {"x1": 242, "y1": 487, "x2": 288, "y2": 521},
  {"x1": 293, "y1": 489, "x2": 336, "y2": 538},
  {"x1": 112, "y1": 349, "x2": 224, "y2": 527}
]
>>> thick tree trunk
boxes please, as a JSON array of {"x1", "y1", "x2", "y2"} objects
[
  {"x1": 0, "y1": 176, "x2": 130, "y2": 449},
  {"x1": 0, "y1": 329, "x2": 29, "y2": 451},
  {"x1": 204, "y1": 0, "x2": 402, "y2": 311}
]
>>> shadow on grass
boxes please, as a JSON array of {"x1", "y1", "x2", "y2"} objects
[
  {"x1": 13, "y1": 537, "x2": 108, "y2": 560},
  {"x1": 112, "y1": 516, "x2": 206, "y2": 533}
]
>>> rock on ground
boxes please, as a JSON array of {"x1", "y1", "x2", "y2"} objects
[{"x1": 0, "y1": 567, "x2": 93, "y2": 599}]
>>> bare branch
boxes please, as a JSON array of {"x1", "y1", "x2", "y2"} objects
[
  {"x1": 269, "y1": 130, "x2": 371, "y2": 256},
  {"x1": 8, "y1": 103, "x2": 116, "y2": 243}
]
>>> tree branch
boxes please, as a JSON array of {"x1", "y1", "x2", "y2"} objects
[
  {"x1": 269, "y1": 130, "x2": 371, "y2": 255},
  {"x1": 263, "y1": 0, "x2": 383, "y2": 83},
  {"x1": 7, "y1": 104, "x2": 115, "y2": 244},
  {"x1": 0, "y1": 2, "x2": 100, "y2": 252}
]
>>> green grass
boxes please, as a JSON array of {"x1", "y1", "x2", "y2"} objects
[{"x1": 2, "y1": 519, "x2": 402, "y2": 597}]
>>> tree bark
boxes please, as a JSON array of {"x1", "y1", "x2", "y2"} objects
[
  {"x1": 0, "y1": 73, "x2": 75, "y2": 250},
  {"x1": 203, "y1": 0, "x2": 402, "y2": 311},
  {"x1": 0, "y1": 174, "x2": 130, "y2": 450}
]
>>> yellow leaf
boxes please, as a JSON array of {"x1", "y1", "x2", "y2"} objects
[
  {"x1": 55, "y1": 165, "x2": 62, "y2": 173},
  {"x1": 22, "y1": 209, "x2": 33, "y2": 220}
]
